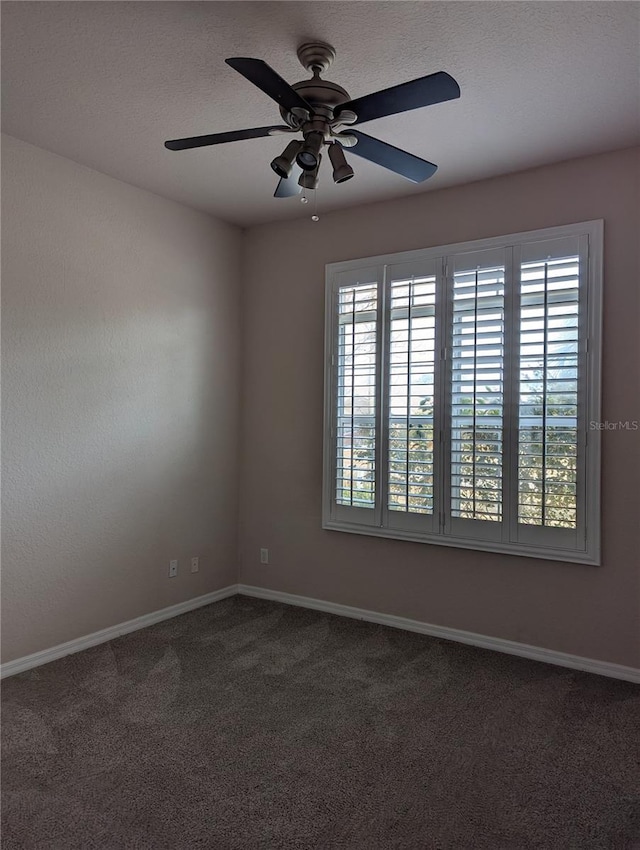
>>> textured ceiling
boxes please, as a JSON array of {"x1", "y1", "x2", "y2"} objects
[{"x1": 2, "y1": 1, "x2": 639, "y2": 227}]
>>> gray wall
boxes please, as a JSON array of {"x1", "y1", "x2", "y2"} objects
[
  {"x1": 2, "y1": 135, "x2": 242, "y2": 662},
  {"x1": 3, "y1": 135, "x2": 638, "y2": 670},
  {"x1": 239, "y1": 146, "x2": 640, "y2": 669}
]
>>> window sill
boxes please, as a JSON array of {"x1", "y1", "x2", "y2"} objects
[{"x1": 322, "y1": 519, "x2": 600, "y2": 566}]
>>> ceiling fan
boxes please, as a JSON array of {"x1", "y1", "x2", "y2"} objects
[{"x1": 164, "y1": 42, "x2": 460, "y2": 198}]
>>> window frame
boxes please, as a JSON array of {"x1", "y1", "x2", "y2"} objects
[{"x1": 323, "y1": 220, "x2": 603, "y2": 565}]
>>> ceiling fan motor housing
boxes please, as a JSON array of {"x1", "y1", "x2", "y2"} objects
[{"x1": 279, "y1": 78, "x2": 351, "y2": 127}]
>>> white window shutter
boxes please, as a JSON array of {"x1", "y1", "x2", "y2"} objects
[
  {"x1": 383, "y1": 259, "x2": 441, "y2": 535},
  {"x1": 325, "y1": 266, "x2": 383, "y2": 528},
  {"x1": 510, "y1": 235, "x2": 589, "y2": 552},
  {"x1": 323, "y1": 221, "x2": 602, "y2": 564},
  {"x1": 445, "y1": 248, "x2": 507, "y2": 542}
]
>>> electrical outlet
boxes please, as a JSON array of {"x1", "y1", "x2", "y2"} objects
[
  {"x1": 169, "y1": 559, "x2": 178, "y2": 578},
  {"x1": 191, "y1": 556, "x2": 199, "y2": 573},
  {"x1": 260, "y1": 548, "x2": 269, "y2": 565}
]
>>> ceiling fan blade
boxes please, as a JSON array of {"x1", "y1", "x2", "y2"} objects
[
  {"x1": 274, "y1": 165, "x2": 303, "y2": 198},
  {"x1": 336, "y1": 71, "x2": 460, "y2": 125},
  {"x1": 165, "y1": 126, "x2": 289, "y2": 151},
  {"x1": 349, "y1": 131, "x2": 437, "y2": 183},
  {"x1": 226, "y1": 58, "x2": 313, "y2": 114}
]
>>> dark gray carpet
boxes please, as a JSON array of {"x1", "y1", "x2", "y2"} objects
[{"x1": 2, "y1": 595, "x2": 639, "y2": 849}]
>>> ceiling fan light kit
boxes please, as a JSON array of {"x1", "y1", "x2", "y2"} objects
[{"x1": 164, "y1": 40, "x2": 460, "y2": 202}]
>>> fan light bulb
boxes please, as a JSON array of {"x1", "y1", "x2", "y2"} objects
[
  {"x1": 311, "y1": 215, "x2": 320, "y2": 222},
  {"x1": 298, "y1": 151, "x2": 317, "y2": 169},
  {"x1": 296, "y1": 132, "x2": 324, "y2": 171},
  {"x1": 298, "y1": 155, "x2": 322, "y2": 191},
  {"x1": 271, "y1": 140, "x2": 303, "y2": 179}
]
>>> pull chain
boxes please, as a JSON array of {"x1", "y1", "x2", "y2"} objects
[{"x1": 299, "y1": 169, "x2": 319, "y2": 220}]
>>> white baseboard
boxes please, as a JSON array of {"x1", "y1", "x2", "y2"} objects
[
  {"x1": 1, "y1": 585, "x2": 239, "y2": 679},
  {"x1": 237, "y1": 584, "x2": 640, "y2": 685},
  {"x1": 4, "y1": 582, "x2": 638, "y2": 685}
]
